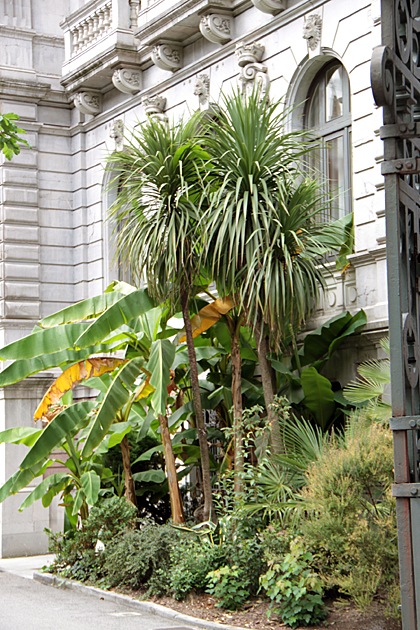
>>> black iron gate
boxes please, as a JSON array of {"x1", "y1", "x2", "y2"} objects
[{"x1": 371, "y1": 1, "x2": 420, "y2": 627}]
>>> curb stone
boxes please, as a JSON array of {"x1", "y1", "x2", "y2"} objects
[{"x1": 33, "y1": 572, "x2": 249, "y2": 630}]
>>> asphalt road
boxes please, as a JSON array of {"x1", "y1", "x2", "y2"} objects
[{"x1": 0, "y1": 571, "x2": 197, "y2": 630}]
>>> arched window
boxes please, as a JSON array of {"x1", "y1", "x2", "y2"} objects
[{"x1": 304, "y1": 60, "x2": 352, "y2": 221}]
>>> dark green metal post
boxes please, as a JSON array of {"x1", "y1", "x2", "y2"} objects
[{"x1": 371, "y1": 1, "x2": 420, "y2": 627}]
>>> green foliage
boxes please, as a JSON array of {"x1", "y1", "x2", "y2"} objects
[
  {"x1": 47, "y1": 496, "x2": 137, "y2": 581},
  {"x1": 206, "y1": 565, "x2": 250, "y2": 610},
  {"x1": 102, "y1": 521, "x2": 179, "y2": 592},
  {"x1": 259, "y1": 538, "x2": 327, "y2": 628},
  {"x1": 299, "y1": 412, "x2": 399, "y2": 609},
  {"x1": 169, "y1": 538, "x2": 225, "y2": 600},
  {"x1": 0, "y1": 112, "x2": 29, "y2": 160}
]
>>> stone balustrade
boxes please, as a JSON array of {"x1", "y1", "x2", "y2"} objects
[{"x1": 70, "y1": 1, "x2": 112, "y2": 57}]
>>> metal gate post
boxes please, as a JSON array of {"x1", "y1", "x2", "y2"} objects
[{"x1": 371, "y1": 1, "x2": 420, "y2": 627}]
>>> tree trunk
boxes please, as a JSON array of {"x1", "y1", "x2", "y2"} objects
[
  {"x1": 180, "y1": 288, "x2": 214, "y2": 522},
  {"x1": 121, "y1": 435, "x2": 138, "y2": 508},
  {"x1": 255, "y1": 318, "x2": 283, "y2": 454},
  {"x1": 231, "y1": 325, "x2": 244, "y2": 495},
  {"x1": 159, "y1": 413, "x2": 185, "y2": 524}
]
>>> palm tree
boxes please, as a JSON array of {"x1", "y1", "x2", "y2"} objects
[
  {"x1": 201, "y1": 90, "x2": 352, "y2": 453},
  {"x1": 107, "y1": 114, "x2": 214, "y2": 521}
]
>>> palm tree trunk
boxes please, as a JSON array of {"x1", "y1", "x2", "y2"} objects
[
  {"x1": 180, "y1": 288, "x2": 213, "y2": 522},
  {"x1": 121, "y1": 435, "x2": 138, "y2": 508},
  {"x1": 159, "y1": 414, "x2": 185, "y2": 524},
  {"x1": 231, "y1": 325, "x2": 244, "y2": 495},
  {"x1": 255, "y1": 318, "x2": 282, "y2": 454}
]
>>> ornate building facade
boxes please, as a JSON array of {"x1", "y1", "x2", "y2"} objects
[{"x1": 0, "y1": 0, "x2": 386, "y2": 556}]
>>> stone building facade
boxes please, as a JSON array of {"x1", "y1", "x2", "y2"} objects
[{"x1": 0, "y1": 0, "x2": 386, "y2": 556}]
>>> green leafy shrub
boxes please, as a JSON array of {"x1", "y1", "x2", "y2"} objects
[
  {"x1": 206, "y1": 565, "x2": 251, "y2": 610},
  {"x1": 259, "y1": 538, "x2": 326, "y2": 628},
  {"x1": 169, "y1": 538, "x2": 226, "y2": 600},
  {"x1": 103, "y1": 521, "x2": 180, "y2": 593},
  {"x1": 47, "y1": 496, "x2": 137, "y2": 581},
  {"x1": 299, "y1": 412, "x2": 399, "y2": 609}
]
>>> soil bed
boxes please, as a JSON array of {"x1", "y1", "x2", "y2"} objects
[{"x1": 121, "y1": 589, "x2": 402, "y2": 630}]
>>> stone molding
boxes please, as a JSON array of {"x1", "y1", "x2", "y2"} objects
[
  {"x1": 151, "y1": 42, "x2": 183, "y2": 71},
  {"x1": 73, "y1": 91, "x2": 102, "y2": 115},
  {"x1": 251, "y1": 0, "x2": 286, "y2": 16},
  {"x1": 199, "y1": 13, "x2": 232, "y2": 45},
  {"x1": 112, "y1": 68, "x2": 142, "y2": 94}
]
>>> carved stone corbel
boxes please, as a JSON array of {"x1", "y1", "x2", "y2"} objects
[
  {"x1": 251, "y1": 0, "x2": 286, "y2": 15},
  {"x1": 73, "y1": 91, "x2": 102, "y2": 115},
  {"x1": 303, "y1": 13, "x2": 322, "y2": 57},
  {"x1": 235, "y1": 42, "x2": 269, "y2": 99},
  {"x1": 108, "y1": 119, "x2": 124, "y2": 152},
  {"x1": 112, "y1": 68, "x2": 142, "y2": 94},
  {"x1": 194, "y1": 74, "x2": 211, "y2": 111},
  {"x1": 151, "y1": 42, "x2": 182, "y2": 72},
  {"x1": 142, "y1": 95, "x2": 168, "y2": 123},
  {"x1": 199, "y1": 13, "x2": 232, "y2": 45},
  {"x1": 236, "y1": 41, "x2": 265, "y2": 67}
]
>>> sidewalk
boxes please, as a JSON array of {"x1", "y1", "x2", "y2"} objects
[
  {"x1": 0, "y1": 554, "x2": 247, "y2": 630},
  {"x1": 0, "y1": 553, "x2": 54, "y2": 579}
]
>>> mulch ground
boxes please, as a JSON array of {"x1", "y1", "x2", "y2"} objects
[{"x1": 140, "y1": 591, "x2": 402, "y2": 629}]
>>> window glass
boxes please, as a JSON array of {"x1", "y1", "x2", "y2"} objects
[
  {"x1": 325, "y1": 66, "x2": 343, "y2": 121},
  {"x1": 304, "y1": 60, "x2": 351, "y2": 221}
]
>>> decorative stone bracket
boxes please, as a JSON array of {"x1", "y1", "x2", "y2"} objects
[
  {"x1": 236, "y1": 42, "x2": 269, "y2": 98},
  {"x1": 194, "y1": 74, "x2": 211, "y2": 111},
  {"x1": 151, "y1": 42, "x2": 182, "y2": 72},
  {"x1": 199, "y1": 13, "x2": 232, "y2": 45},
  {"x1": 142, "y1": 95, "x2": 168, "y2": 123},
  {"x1": 251, "y1": 0, "x2": 286, "y2": 15},
  {"x1": 73, "y1": 91, "x2": 102, "y2": 115},
  {"x1": 303, "y1": 13, "x2": 322, "y2": 57},
  {"x1": 112, "y1": 68, "x2": 142, "y2": 94}
]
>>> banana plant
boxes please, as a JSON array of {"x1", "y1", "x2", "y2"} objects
[{"x1": 0, "y1": 282, "x2": 188, "y2": 524}]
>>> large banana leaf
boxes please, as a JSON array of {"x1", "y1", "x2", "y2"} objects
[
  {"x1": 75, "y1": 289, "x2": 155, "y2": 349},
  {"x1": 301, "y1": 366, "x2": 336, "y2": 430},
  {"x1": 0, "y1": 427, "x2": 42, "y2": 447},
  {"x1": 297, "y1": 310, "x2": 367, "y2": 369},
  {"x1": 82, "y1": 357, "x2": 145, "y2": 457},
  {"x1": 35, "y1": 358, "x2": 125, "y2": 421},
  {"x1": 147, "y1": 339, "x2": 176, "y2": 416},
  {"x1": 38, "y1": 287, "x2": 126, "y2": 328},
  {"x1": 19, "y1": 401, "x2": 96, "y2": 470},
  {"x1": 0, "y1": 345, "x2": 120, "y2": 388},
  {"x1": 0, "y1": 459, "x2": 53, "y2": 502},
  {"x1": 18, "y1": 472, "x2": 70, "y2": 511},
  {"x1": 0, "y1": 323, "x2": 90, "y2": 361},
  {"x1": 81, "y1": 470, "x2": 101, "y2": 506},
  {"x1": 178, "y1": 297, "x2": 234, "y2": 343}
]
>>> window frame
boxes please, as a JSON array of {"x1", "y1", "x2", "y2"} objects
[{"x1": 304, "y1": 59, "x2": 352, "y2": 221}]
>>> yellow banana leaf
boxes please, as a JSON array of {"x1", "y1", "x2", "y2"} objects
[
  {"x1": 35, "y1": 357, "x2": 125, "y2": 422},
  {"x1": 179, "y1": 297, "x2": 234, "y2": 343}
]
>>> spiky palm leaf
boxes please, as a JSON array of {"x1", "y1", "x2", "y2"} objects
[
  {"x1": 108, "y1": 114, "x2": 209, "y2": 304},
  {"x1": 201, "y1": 90, "x2": 351, "y2": 349}
]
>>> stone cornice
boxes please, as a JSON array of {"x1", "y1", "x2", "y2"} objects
[
  {"x1": 61, "y1": 46, "x2": 141, "y2": 93},
  {"x1": 67, "y1": 0, "x2": 333, "y2": 129},
  {"x1": 0, "y1": 78, "x2": 51, "y2": 101}
]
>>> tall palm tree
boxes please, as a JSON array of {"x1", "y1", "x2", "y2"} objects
[
  {"x1": 201, "y1": 90, "x2": 351, "y2": 453},
  {"x1": 107, "y1": 114, "x2": 214, "y2": 521}
]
